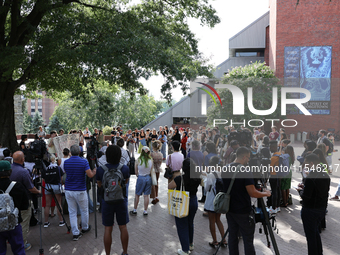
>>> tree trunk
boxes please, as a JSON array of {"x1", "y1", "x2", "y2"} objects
[{"x1": 0, "y1": 83, "x2": 20, "y2": 151}]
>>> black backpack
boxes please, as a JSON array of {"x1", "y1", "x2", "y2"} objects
[
  {"x1": 126, "y1": 151, "x2": 135, "y2": 175},
  {"x1": 101, "y1": 164, "x2": 126, "y2": 204}
]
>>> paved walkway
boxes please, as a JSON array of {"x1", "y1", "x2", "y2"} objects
[{"x1": 7, "y1": 143, "x2": 340, "y2": 255}]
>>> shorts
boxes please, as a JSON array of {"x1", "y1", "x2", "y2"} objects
[
  {"x1": 101, "y1": 200, "x2": 129, "y2": 226},
  {"x1": 135, "y1": 175, "x2": 152, "y2": 196},
  {"x1": 45, "y1": 184, "x2": 62, "y2": 195}
]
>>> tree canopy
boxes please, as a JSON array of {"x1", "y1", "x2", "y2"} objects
[
  {"x1": 0, "y1": 0, "x2": 220, "y2": 149},
  {"x1": 50, "y1": 78, "x2": 164, "y2": 132}
]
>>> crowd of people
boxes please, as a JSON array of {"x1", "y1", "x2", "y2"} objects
[{"x1": 0, "y1": 124, "x2": 337, "y2": 255}]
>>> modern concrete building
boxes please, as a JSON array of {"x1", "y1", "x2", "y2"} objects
[
  {"x1": 143, "y1": 78, "x2": 216, "y2": 130},
  {"x1": 214, "y1": 11, "x2": 269, "y2": 79}
]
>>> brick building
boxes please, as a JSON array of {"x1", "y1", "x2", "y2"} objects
[
  {"x1": 27, "y1": 91, "x2": 58, "y2": 126},
  {"x1": 214, "y1": 0, "x2": 340, "y2": 135},
  {"x1": 269, "y1": 0, "x2": 340, "y2": 134}
]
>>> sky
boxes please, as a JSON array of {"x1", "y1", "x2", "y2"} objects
[{"x1": 142, "y1": 0, "x2": 270, "y2": 101}]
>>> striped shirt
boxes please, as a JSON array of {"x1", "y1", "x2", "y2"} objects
[{"x1": 64, "y1": 156, "x2": 90, "y2": 191}]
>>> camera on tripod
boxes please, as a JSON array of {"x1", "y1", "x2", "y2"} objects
[
  {"x1": 28, "y1": 137, "x2": 47, "y2": 159},
  {"x1": 87, "y1": 135, "x2": 99, "y2": 159},
  {"x1": 227, "y1": 129, "x2": 253, "y2": 147}
]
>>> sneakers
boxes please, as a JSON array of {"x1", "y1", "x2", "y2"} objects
[
  {"x1": 81, "y1": 225, "x2": 91, "y2": 234},
  {"x1": 130, "y1": 210, "x2": 137, "y2": 216},
  {"x1": 73, "y1": 233, "x2": 83, "y2": 241},
  {"x1": 59, "y1": 221, "x2": 65, "y2": 227},
  {"x1": 266, "y1": 206, "x2": 277, "y2": 214},
  {"x1": 24, "y1": 243, "x2": 32, "y2": 251},
  {"x1": 143, "y1": 211, "x2": 148, "y2": 216},
  {"x1": 177, "y1": 249, "x2": 189, "y2": 255},
  {"x1": 44, "y1": 222, "x2": 50, "y2": 228},
  {"x1": 330, "y1": 196, "x2": 339, "y2": 200},
  {"x1": 277, "y1": 207, "x2": 281, "y2": 213},
  {"x1": 189, "y1": 244, "x2": 194, "y2": 251}
]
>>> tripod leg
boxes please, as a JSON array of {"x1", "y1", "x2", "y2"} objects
[
  {"x1": 48, "y1": 187, "x2": 71, "y2": 233},
  {"x1": 213, "y1": 228, "x2": 229, "y2": 255},
  {"x1": 259, "y1": 198, "x2": 280, "y2": 255},
  {"x1": 262, "y1": 222, "x2": 271, "y2": 248},
  {"x1": 92, "y1": 177, "x2": 97, "y2": 239}
]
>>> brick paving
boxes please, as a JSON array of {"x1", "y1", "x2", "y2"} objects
[{"x1": 7, "y1": 143, "x2": 340, "y2": 255}]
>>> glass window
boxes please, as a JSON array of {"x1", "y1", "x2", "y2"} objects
[
  {"x1": 236, "y1": 52, "x2": 257, "y2": 57},
  {"x1": 38, "y1": 109, "x2": 42, "y2": 113}
]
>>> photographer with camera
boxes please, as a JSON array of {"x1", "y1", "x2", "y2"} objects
[
  {"x1": 222, "y1": 147, "x2": 271, "y2": 255},
  {"x1": 11, "y1": 151, "x2": 41, "y2": 251}
]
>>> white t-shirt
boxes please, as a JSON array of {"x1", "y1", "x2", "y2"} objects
[
  {"x1": 59, "y1": 157, "x2": 68, "y2": 173},
  {"x1": 137, "y1": 159, "x2": 152, "y2": 176},
  {"x1": 120, "y1": 148, "x2": 130, "y2": 165}
]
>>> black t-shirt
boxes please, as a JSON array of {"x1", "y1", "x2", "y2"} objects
[
  {"x1": 0, "y1": 178, "x2": 29, "y2": 223},
  {"x1": 111, "y1": 131, "x2": 116, "y2": 136},
  {"x1": 19, "y1": 141, "x2": 26, "y2": 149},
  {"x1": 42, "y1": 165, "x2": 63, "y2": 185},
  {"x1": 174, "y1": 175, "x2": 200, "y2": 197},
  {"x1": 222, "y1": 162, "x2": 255, "y2": 214},
  {"x1": 321, "y1": 137, "x2": 333, "y2": 154},
  {"x1": 299, "y1": 170, "x2": 330, "y2": 209},
  {"x1": 151, "y1": 134, "x2": 158, "y2": 141}
]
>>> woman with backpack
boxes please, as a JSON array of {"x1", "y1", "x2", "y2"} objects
[
  {"x1": 202, "y1": 156, "x2": 227, "y2": 248},
  {"x1": 130, "y1": 146, "x2": 154, "y2": 216},
  {"x1": 168, "y1": 158, "x2": 201, "y2": 255}
]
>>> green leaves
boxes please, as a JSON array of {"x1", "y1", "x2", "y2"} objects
[
  {"x1": 207, "y1": 62, "x2": 282, "y2": 128},
  {"x1": 51, "y1": 80, "x2": 164, "y2": 132}
]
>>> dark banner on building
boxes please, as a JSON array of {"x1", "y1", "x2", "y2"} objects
[{"x1": 284, "y1": 46, "x2": 332, "y2": 115}]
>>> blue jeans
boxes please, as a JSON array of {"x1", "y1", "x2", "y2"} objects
[
  {"x1": 301, "y1": 207, "x2": 326, "y2": 255},
  {"x1": 226, "y1": 212, "x2": 255, "y2": 255},
  {"x1": 174, "y1": 195, "x2": 198, "y2": 253},
  {"x1": 161, "y1": 142, "x2": 166, "y2": 159},
  {"x1": 65, "y1": 190, "x2": 89, "y2": 235}
]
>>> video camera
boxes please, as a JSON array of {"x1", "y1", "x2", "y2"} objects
[
  {"x1": 227, "y1": 129, "x2": 253, "y2": 147},
  {"x1": 87, "y1": 135, "x2": 100, "y2": 161},
  {"x1": 28, "y1": 138, "x2": 48, "y2": 160}
]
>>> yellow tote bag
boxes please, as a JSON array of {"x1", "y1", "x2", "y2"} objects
[{"x1": 168, "y1": 175, "x2": 190, "y2": 218}]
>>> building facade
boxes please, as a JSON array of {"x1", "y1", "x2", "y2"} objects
[{"x1": 27, "y1": 91, "x2": 58, "y2": 126}]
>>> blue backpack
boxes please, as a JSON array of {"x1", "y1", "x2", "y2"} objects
[{"x1": 273, "y1": 153, "x2": 290, "y2": 178}]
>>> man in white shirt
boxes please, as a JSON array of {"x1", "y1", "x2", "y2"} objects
[
  {"x1": 83, "y1": 127, "x2": 91, "y2": 138},
  {"x1": 117, "y1": 138, "x2": 130, "y2": 165},
  {"x1": 37, "y1": 126, "x2": 46, "y2": 139}
]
